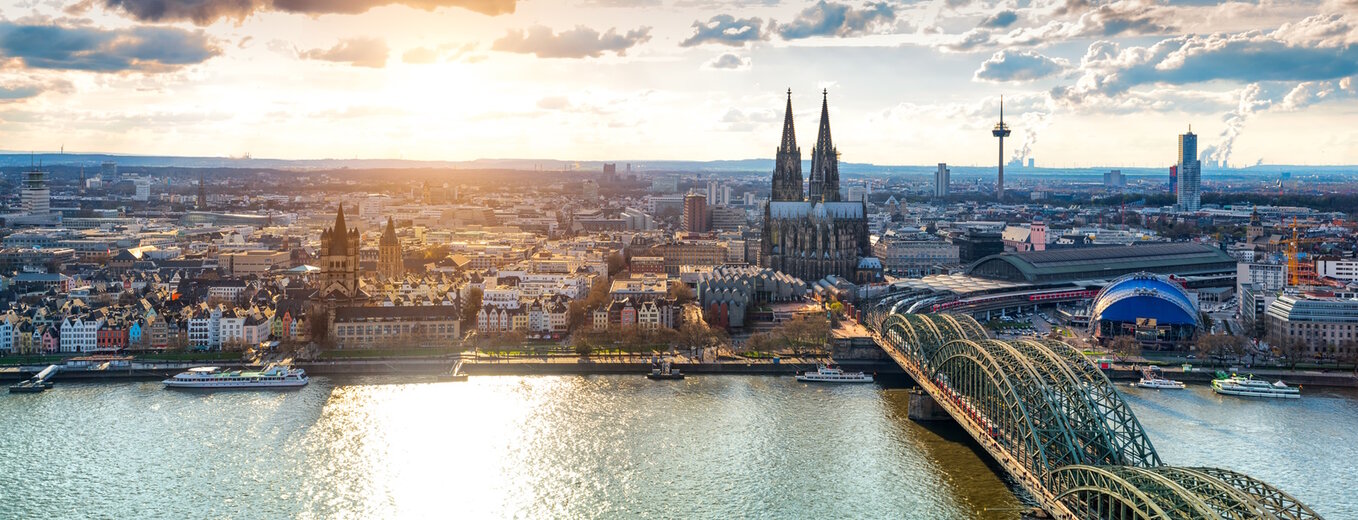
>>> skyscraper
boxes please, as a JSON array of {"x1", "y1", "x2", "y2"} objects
[
  {"x1": 992, "y1": 97, "x2": 1011, "y2": 200},
  {"x1": 1177, "y1": 127, "x2": 1201, "y2": 211},
  {"x1": 935, "y1": 163, "x2": 951, "y2": 198}
]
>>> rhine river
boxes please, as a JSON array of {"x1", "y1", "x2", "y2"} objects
[{"x1": 2, "y1": 375, "x2": 1355, "y2": 519}]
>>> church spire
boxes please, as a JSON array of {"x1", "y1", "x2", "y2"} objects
[
  {"x1": 328, "y1": 204, "x2": 350, "y2": 255},
  {"x1": 779, "y1": 88, "x2": 797, "y2": 154},
  {"x1": 381, "y1": 216, "x2": 398, "y2": 246},
  {"x1": 771, "y1": 88, "x2": 804, "y2": 202},
  {"x1": 809, "y1": 89, "x2": 841, "y2": 202}
]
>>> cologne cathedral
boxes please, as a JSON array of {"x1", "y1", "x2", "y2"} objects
[{"x1": 760, "y1": 90, "x2": 872, "y2": 283}]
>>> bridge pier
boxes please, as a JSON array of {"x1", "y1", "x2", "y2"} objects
[{"x1": 907, "y1": 389, "x2": 953, "y2": 422}]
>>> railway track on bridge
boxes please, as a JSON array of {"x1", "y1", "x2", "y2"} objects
[{"x1": 864, "y1": 310, "x2": 1322, "y2": 520}]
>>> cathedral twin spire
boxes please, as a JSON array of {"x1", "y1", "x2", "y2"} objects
[{"x1": 772, "y1": 89, "x2": 840, "y2": 203}]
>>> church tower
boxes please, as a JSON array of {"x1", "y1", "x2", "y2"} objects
[
  {"x1": 771, "y1": 89, "x2": 804, "y2": 202},
  {"x1": 319, "y1": 204, "x2": 360, "y2": 300},
  {"x1": 808, "y1": 89, "x2": 840, "y2": 202},
  {"x1": 379, "y1": 216, "x2": 403, "y2": 280},
  {"x1": 1247, "y1": 208, "x2": 1264, "y2": 244}
]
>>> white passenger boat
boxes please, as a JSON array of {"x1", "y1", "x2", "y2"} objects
[
  {"x1": 1135, "y1": 367, "x2": 1186, "y2": 390},
  {"x1": 796, "y1": 365, "x2": 873, "y2": 383},
  {"x1": 163, "y1": 365, "x2": 309, "y2": 389},
  {"x1": 1211, "y1": 375, "x2": 1299, "y2": 399}
]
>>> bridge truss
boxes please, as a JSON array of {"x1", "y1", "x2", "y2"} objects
[{"x1": 864, "y1": 306, "x2": 1323, "y2": 520}]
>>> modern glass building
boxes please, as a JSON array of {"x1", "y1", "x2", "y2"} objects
[{"x1": 1176, "y1": 128, "x2": 1201, "y2": 211}]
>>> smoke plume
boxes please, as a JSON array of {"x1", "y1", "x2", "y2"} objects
[
  {"x1": 1202, "y1": 83, "x2": 1269, "y2": 168},
  {"x1": 1009, "y1": 110, "x2": 1050, "y2": 164}
]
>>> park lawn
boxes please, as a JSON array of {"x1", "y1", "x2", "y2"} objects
[{"x1": 0, "y1": 354, "x2": 66, "y2": 366}]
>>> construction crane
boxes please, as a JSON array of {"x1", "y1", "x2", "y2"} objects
[{"x1": 1287, "y1": 218, "x2": 1330, "y2": 286}]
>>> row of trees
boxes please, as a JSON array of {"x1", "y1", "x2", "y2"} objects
[{"x1": 744, "y1": 314, "x2": 831, "y2": 356}]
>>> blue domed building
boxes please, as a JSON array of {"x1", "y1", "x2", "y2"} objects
[{"x1": 1090, "y1": 272, "x2": 1201, "y2": 348}]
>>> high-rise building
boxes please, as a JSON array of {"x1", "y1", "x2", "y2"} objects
[
  {"x1": 133, "y1": 177, "x2": 151, "y2": 201},
  {"x1": 707, "y1": 180, "x2": 720, "y2": 205},
  {"x1": 21, "y1": 167, "x2": 50, "y2": 216},
  {"x1": 683, "y1": 193, "x2": 708, "y2": 233},
  {"x1": 1169, "y1": 165, "x2": 1178, "y2": 196},
  {"x1": 196, "y1": 174, "x2": 207, "y2": 210},
  {"x1": 934, "y1": 163, "x2": 951, "y2": 197},
  {"x1": 991, "y1": 97, "x2": 1011, "y2": 200},
  {"x1": 1177, "y1": 127, "x2": 1201, "y2": 211},
  {"x1": 100, "y1": 161, "x2": 117, "y2": 181},
  {"x1": 1103, "y1": 170, "x2": 1125, "y2": 187},
  {"x1": 378, "y1": 216, "x2": 403, "y2": 280}
]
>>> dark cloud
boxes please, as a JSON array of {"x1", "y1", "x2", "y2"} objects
[
  {"x1": 979, "y1": 10, "x2": 1017, "y2": 28},
  {"x1": 492, "y1": 25, "x2": 651, "y2": 58},
  {"x1": 776, "y1": 1, "x2": 896, "y2": 39},
  {"x1": 299, "y1": 37, "x2": 388, "y2": 68},
  {"x1": 680, "y1": 15, "x2": 767, "y2": 47},
  {"x1": 0, "y1": 20, "x2": 219, "y2": 72},
  {"x1": 706, "y1": 52, "x2": 749, "y2": 69},
  {"x1": 72, "y1": 0, "x2": 516, "y2": 25},
  {"x1": 973, "y1": 50, "x2": 1068, "y2": 82},
  {"x1": 0, "y1": 76, "x2": 71, "y2": 101}
]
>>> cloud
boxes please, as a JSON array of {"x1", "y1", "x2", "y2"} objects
[
  {"x1": 402, "y1": 46, "x2": 439, "y2": 64},
  {"x1": 1052, "y1": 15, "x2": 1358, "y2": 105},
  {"x1": 973, "y1": 50, "x2": 1069, "y2": 82},
  {"x1": 0, "y1": 75, "x2": 71, "y2": 101},
  {"x1": 680, "y1": 15, "x2": 768, "y2": 47},
  {"x1": 73, "y1": 0, "x2": 516, "y2": 25},
  {"x1": 979, "y1": 10, "x2": 1017, "y2": 28},
  {"x1": 776, "y1": 1, "x2": 897, "y2": 39},
  {"x1": 299, "y1": 38, "x2": 388, "y2": 68},
  {"x1": 705, "y1": 52, "x2": 749, "y2": 70},
  {"x1": 1279, "y1": 76, "x2": 1358, "y2": 111},
  {"x1": 719, "y1": 106, "x2": 777, "y2": 131},
  {"x1": 492, "y1": 25, "x2": 651, "y2": 58},
  {"x1": 536, "y1": 95, "x2": 571, "y2": 110},
  {"x1": 0, "y1": 20, "x2": 220, "y2": 73}
]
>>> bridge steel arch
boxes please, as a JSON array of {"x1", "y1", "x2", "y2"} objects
[{"x1": 860, "y1": 307, "x2": 1324, "y2": 519}]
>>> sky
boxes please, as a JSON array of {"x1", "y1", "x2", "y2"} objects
[{"x1": 0, "y1": 0, "x2": 1356, "y2": 168}]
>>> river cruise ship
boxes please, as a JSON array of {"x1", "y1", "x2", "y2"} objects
[
  {"x1": 163, "y1": 365, "x2": 309, "y2": 389},
  {"x1": 1211, "y1": 375, "x2": 1300, "y2": 399},
  {"x1": 796, "y1": 365, "x2": 873, "y2": 383}
]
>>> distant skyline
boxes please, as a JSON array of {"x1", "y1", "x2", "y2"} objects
[{"x1": 0, "y1": 1, "x2": 1355, "y2": 167}]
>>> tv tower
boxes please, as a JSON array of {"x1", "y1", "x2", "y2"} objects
[{"x1": 992, "y1": 96, "x2": 1011, "y2": 200}]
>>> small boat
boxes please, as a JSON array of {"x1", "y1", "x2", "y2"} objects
[
  {"x1": 8, "y1": 381, "x2": 46, "y2": 393},
  {"x1": 1211, "y1": 374, "x2": 1300, "y2": 399},
  {"x1": 438, "y1": 360, "x2": 469, "y2": 382},
  {"x1": 796, "y1": 364, "x2": 873, "y2": 383},
  {"x1": 163, "y1": 365, "x2": 308, "y2": 389},
  {"x1": 647, "y1": 360, "x2": 684, "y2": 380},
  {"x1": 1136, "y1": 367, "x2": 1186, "y2": 389}
]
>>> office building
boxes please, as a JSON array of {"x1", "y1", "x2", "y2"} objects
[
  {"x1": 21, "y1": 167, "x2": 50, "y2": 216},
  {"x1": 683, "y1": 193, "x2": 708, "y2": 233},
  {"x1": 935, "y1": 163, "x2": 950, "y2": 197},
  {"x1": 1177, "y1": 128, "x2": 1201, "y2": 211}
]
